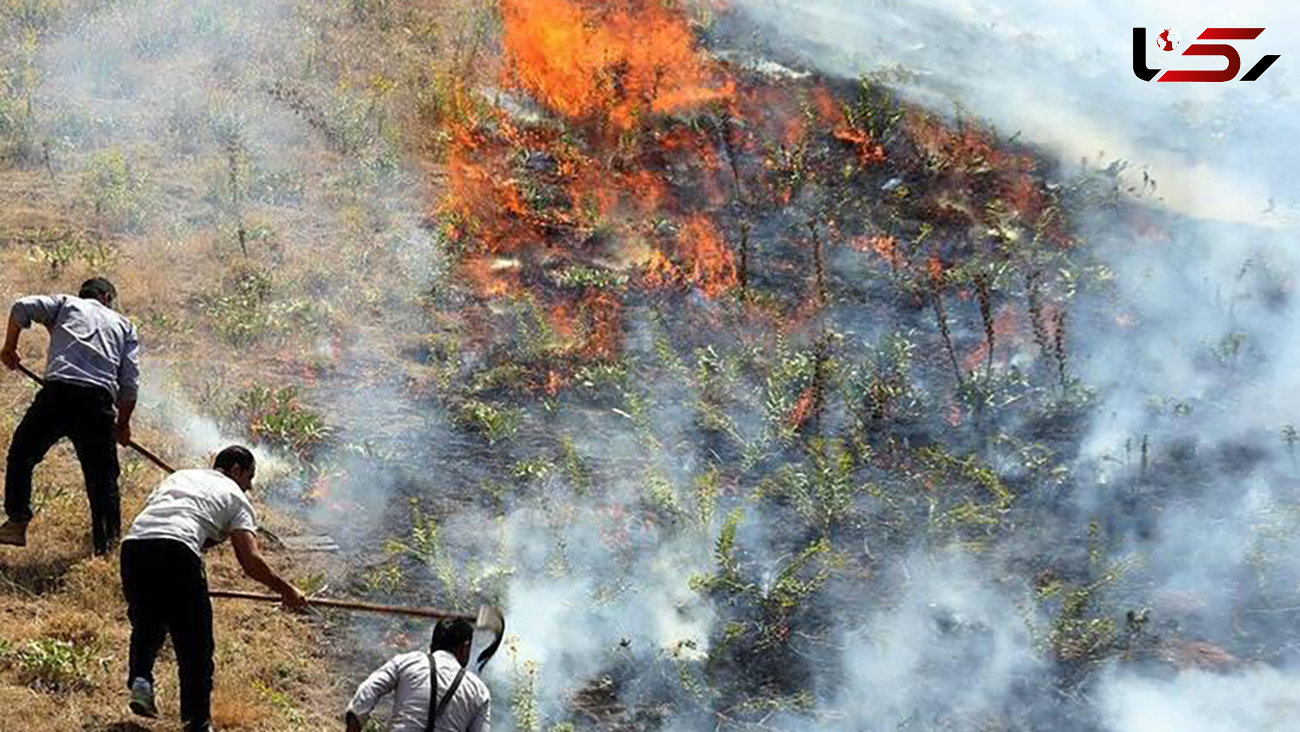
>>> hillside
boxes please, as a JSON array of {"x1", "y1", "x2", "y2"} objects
[{"x1": 3, "y1": 1, "x2": 1299, "y2": 732}]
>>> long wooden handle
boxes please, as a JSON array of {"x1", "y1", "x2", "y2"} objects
[
  {"x1": 209, "y1": 589, "x2": 475, "y2": 621},
  {"x1": 15, "y1": 362, "x2": 177, "y2": 474}
]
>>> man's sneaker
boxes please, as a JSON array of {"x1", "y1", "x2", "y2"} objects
[
  {"x1": 129, "y1": 677, "x2": 158, "y2": 718},
  {"x1": 185, "y1": 723, "x2": 216, "y2": 732},
  {"x1": 0, "y1": 521, "x2": 27, "y2": 547}
]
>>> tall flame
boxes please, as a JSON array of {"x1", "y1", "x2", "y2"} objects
[{"x1": 501, "y1": 0, "x2": 733, "y2": 129}]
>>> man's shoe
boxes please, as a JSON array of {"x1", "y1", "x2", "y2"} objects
[
  {"x1": 0, "y1": 521, "x2": 28, "y2": 547},
  {"x1": 128, "y1": 677, "x2": 158, "y2": 718}
]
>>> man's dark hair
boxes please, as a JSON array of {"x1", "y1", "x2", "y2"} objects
[
  {"x1": 430, "y1": 618, "x2": 475, "y2": 654},
  {"x1": 213, "y1": 445, "x2": 256, "y2": 473},
  {"x1": 78, "y1": 277, "x2": 117, "y2": 304}
]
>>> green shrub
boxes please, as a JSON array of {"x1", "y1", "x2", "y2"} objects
[
  {"x1": 455, "y1": 400, "x2": 521, "y2": 445},
  {"x1": 4, "y1": 638, "x2": 95, "y2": 692},
  {"x1": 82, "y1": 147, "x2": 152, "y2": 231},
  {"x1": 200, "y1": 265, "x2": 329, "y2": 345},
  {"x1": 237, "y1": 385, "x2": 330, "y2": 454},
  {"x1": 25, "y1": 229, "x2": 115, "y2": 278},
  {"x1": 2, "y1": 0, "x2": 70, "y2": 35},
  {"x1": 762, "y1": 440, "x2": 863, "y2": 537}
]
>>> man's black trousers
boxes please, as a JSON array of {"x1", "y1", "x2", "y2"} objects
[
  {"x1": 121, "y1": 538, "x2": 215, "y2": 729},
  {"x1": 4, "y1": 380, "x2": 120, "y2": 554}
]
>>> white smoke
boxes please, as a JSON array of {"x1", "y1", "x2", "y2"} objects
[
  {"x1": 824, "y1": 554, "x2": 1041, "y2": 730},
  {"x1": 1101, "y1": 666, "x2": 1300, "y2": 732},
  {"x1": 723, "y1": 0, "x2": 1300, "y2": 729},
  {"x1": 138, "y1": 369, "x2": 295, "y2": 483}
]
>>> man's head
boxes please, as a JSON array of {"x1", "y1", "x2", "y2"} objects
[
  {"x1": 78, "y1": 277, "x2": 117, "y2": 307},
  {"x1": 430, "y1": 617, "x2": 475, "y2": 667},
  {"x1": 213, "y1": 445, "x2": 256, "y2": 491}
]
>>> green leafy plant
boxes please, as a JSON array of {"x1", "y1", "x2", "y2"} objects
[
  {"x1": 508, "y1": 638, "x2": 542, "y2": 732},
  {"x1": 455, "y1": 399, "x2": 521, "y2": 445},
  {"x1": 690, "y1": 509, "x2": 750, "y2": 597},
  {"x1": 82, "y1": 147, "x2": 152, "y2": 231},
  {"x1": 512, "y1": 457, "x2": 553, "y2": 483},
  {"x1": 762, "y1": 439, "x2": 863, "y2": 537},
  {"x1": 4, "y1": 638, "x2": 96, "y2": 692},
  {"x1": 236, "y1": 385, "x2": 331, "y2": 453},
  {"x1": 25, "y1": 230, "x2": 115, "y2": 278},
  {"x1": 552, "y1": 264, "x2": 627, "y2": 291},
  {"x1": 361, "y1": 564, "x2": 404, "y2": 595}
]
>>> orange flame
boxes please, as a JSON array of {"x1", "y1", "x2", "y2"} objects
[
  {"x1": 788, "y1": 386, "x2": 815, "y2": 429},
  {"x1": 834, "y1": 126, "x2": 887, "y2": 166},
  {"x1": 963, "y1": 304, "x2": 1022, "y2": 371},
  {"x1": 501, "y1": 0, "x2": 732, "y2": 129},
  {"x1": 678, "y1": 216, "x2": 738, "y2": 298},
  {"x1": 581, "y1": 290, "x2": 622, "y2": 359},
  {"x1": 645, "y1": 248, "x2": 682, "y2": 289},
  {"x1": 444, "y1": 121, "x2": 541, "y2": 253},
  {"x1": 927, "y1": 254, "x2": 946, "y2": 285},
  {"x1": 853, "y1": 235, "x2": 903, "y2": 270}
]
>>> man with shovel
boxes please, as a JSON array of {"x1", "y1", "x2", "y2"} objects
[
  {"x1": 0, "y1": 277, "x2": 140, "y2": 554},
  {"x1": 120, "y1": 444, "x2": 307, "y2": 732},
  {"x1": 345, "y1": 616, "x2": 492, "y2": 732}
]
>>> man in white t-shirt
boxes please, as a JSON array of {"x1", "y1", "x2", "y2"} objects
[
  {"x1": 345, "y1": 617, "x2": 491, "y2": 732},
  {"x1": 119, "y1": 445, "x2": 307, "y2": 732}
]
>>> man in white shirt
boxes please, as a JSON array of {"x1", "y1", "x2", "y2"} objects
[
  {"x1": 346, "y1": 618, "x2": 491, "y2": 732},
  {"x1": 120, "y1": 445, "x2": 307, "y2": 732}
]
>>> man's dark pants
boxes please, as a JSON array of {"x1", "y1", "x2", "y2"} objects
[
  {"x1": 121, "y1": 538, "x2": 215, "y2": 729},
  {"x1": 4, "y1": 380, "x2": 120, "y2": 554}
]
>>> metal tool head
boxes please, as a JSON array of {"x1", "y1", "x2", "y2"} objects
[{"x1": 473, "y1": 605, "x2": 506, "y2": 672}]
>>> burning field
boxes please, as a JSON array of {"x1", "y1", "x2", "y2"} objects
[
  {"x1": 306, "y1": 1, "x2": 1300, "y2": 730},
  {"x1": 2, "y1": 0, "x2": 1299, "y2": 729}
]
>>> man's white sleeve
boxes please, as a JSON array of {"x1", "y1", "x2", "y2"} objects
[
  {"x1": 468, "y1": 696, "x2": 491, "y2": 732},
  {"x1": 226, "y1": 493, "x2": 259, "y2": 535},
  {"x1": 347, "y1": 657, "x2": 400, "y2": 721},
  {"x1": 117, "y1": 324, "x2": 141, "y2": 404}
]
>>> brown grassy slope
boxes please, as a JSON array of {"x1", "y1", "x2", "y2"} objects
[
  {"x1": 0, "y1": 176, "x2": 347, "y2": 732},
  {"x1": 0, "y1": 114, "x2": 377, "y2": 732}
]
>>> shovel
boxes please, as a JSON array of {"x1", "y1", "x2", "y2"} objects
[{"x1": 210, "y1": 589, "x2": 506, "y2": 671}]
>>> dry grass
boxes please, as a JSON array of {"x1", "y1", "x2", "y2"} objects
[{"x1": 0, "y1": 95, "x2": 358, "y2": 732}]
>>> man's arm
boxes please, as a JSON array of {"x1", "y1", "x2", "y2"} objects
[
  {"x1": 344, "y1": 658, "x2": 401, "y2": 732},
  {"x1": 2, "y1": 296, "x2": 62, "y2": 371},
  {"x1": 229, "y1": 530, "x2": 307, "y2": 608},
  {"x1": 0, "y1": 312, "x2": 21, "y2": 370},
  {"x1": 115, "y1": 327, "x2": 140, "y2": 445},
  {"x1": 468, "y1": 696, "x2": 491, "y2": 732}
]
